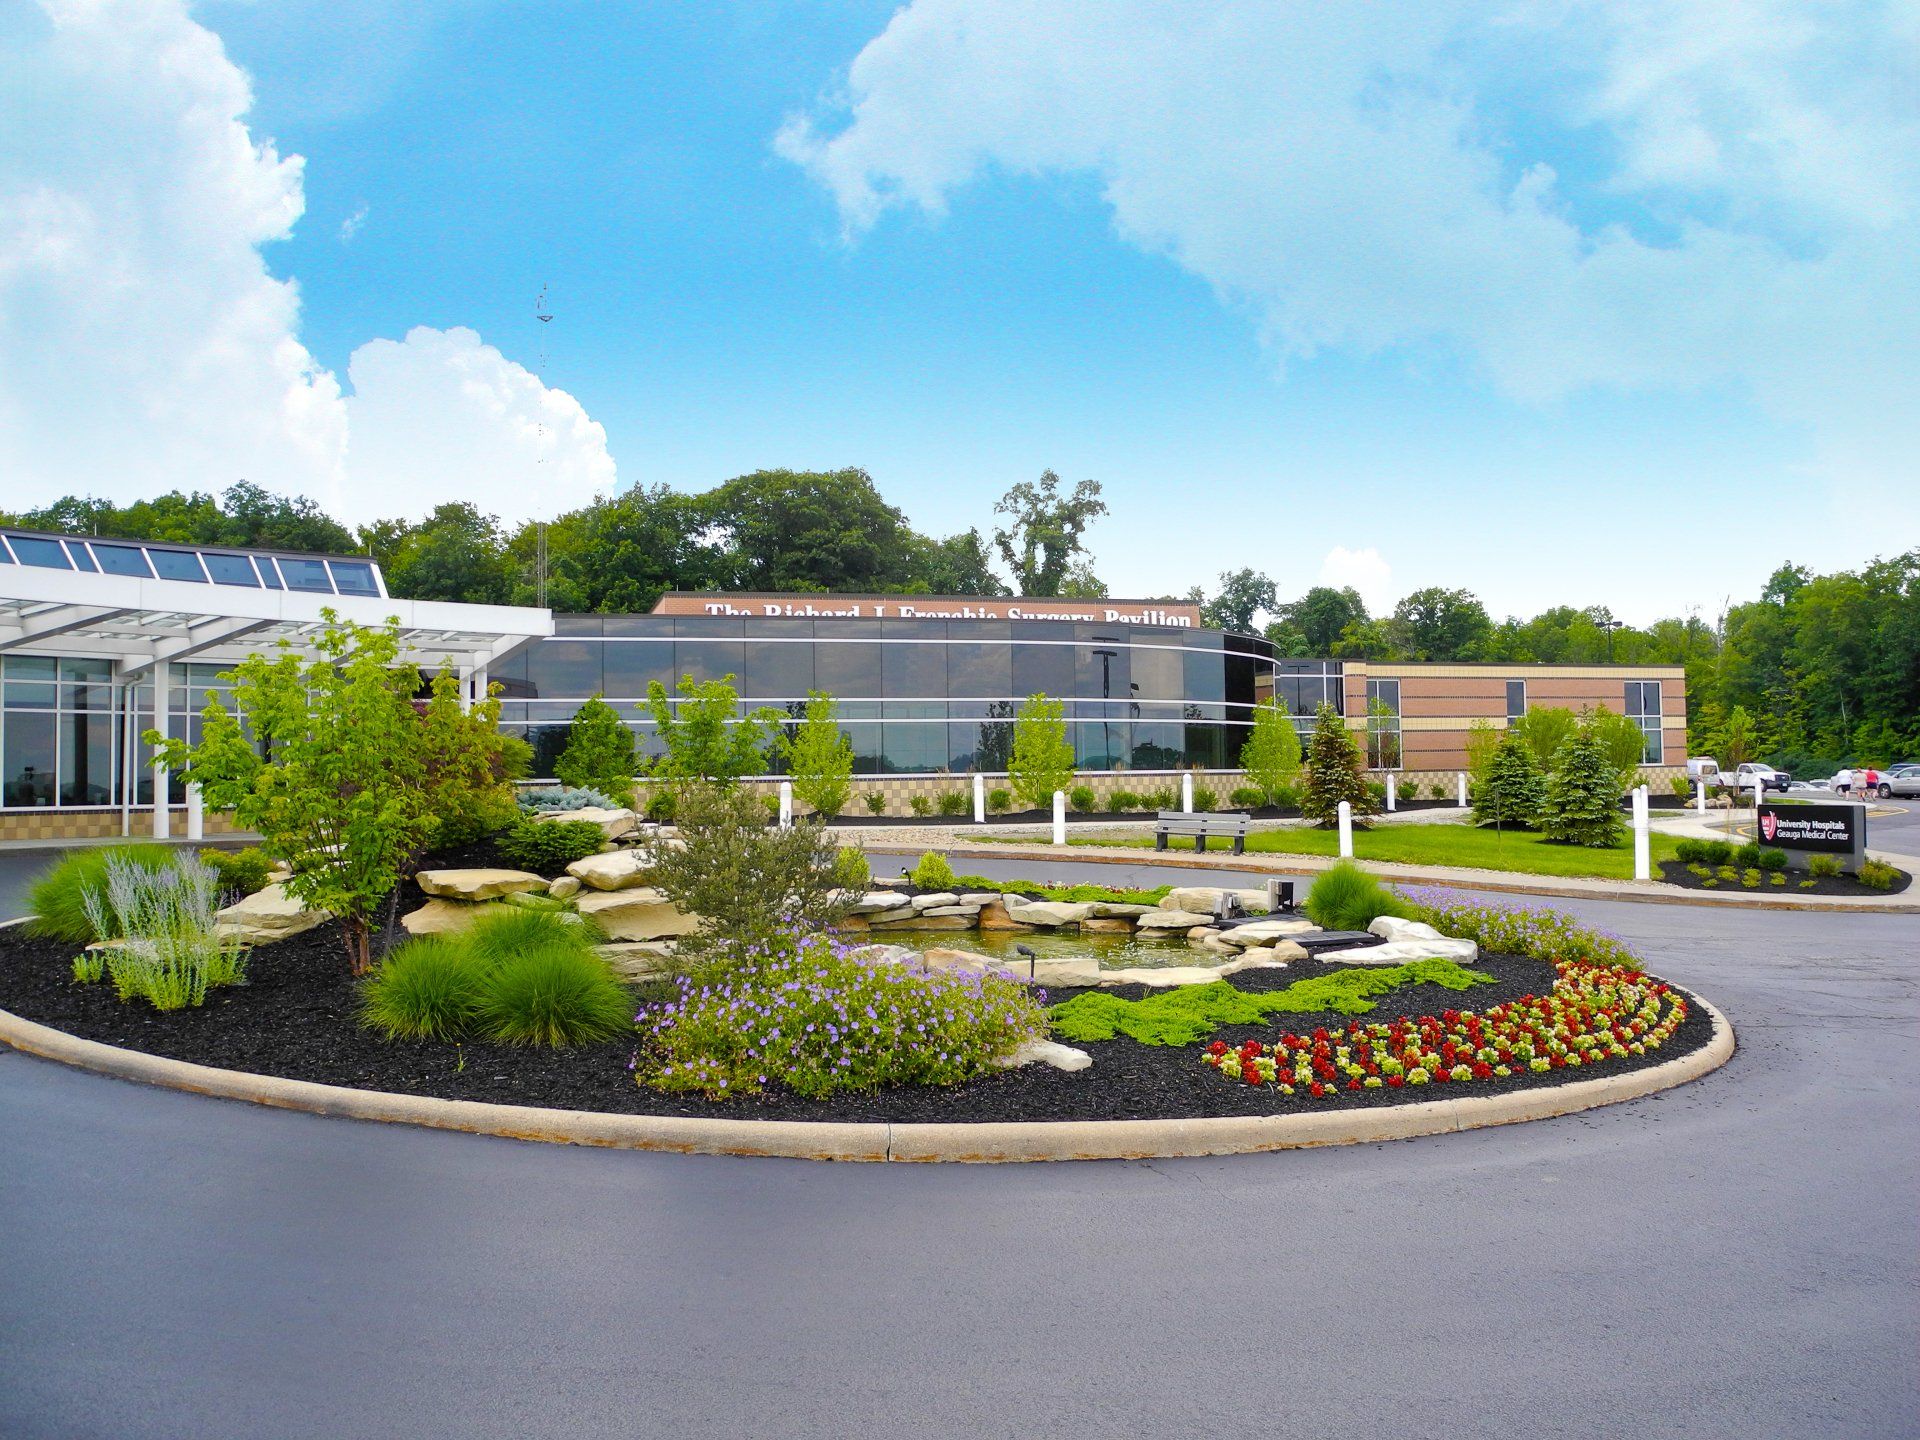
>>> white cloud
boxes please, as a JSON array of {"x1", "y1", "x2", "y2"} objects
[
  {"x1": 0, "y1": 0, "x2": 614, "y2": 528},
  {"x1": 1317, "y1": 546, "x2": 1393, "y2": 615},
  {"x1": 338, "y1": 203, "x2": 368, "y2": 243},
  {"x1": 778, "y1": 0, "x2": 1920, "y2": 510}
]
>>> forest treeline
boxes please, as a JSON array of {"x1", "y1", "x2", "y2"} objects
[{"x1": 8, "y1": 469, "x2": 1915, "y2": 770}]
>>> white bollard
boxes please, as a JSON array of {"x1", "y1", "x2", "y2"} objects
[
  {"x1": 1052, "y1": 790, "x2": 1067, "y2": 847},
  {"x1": 1695, "y1": 780, "x2": 1707, "y2": 815},
  {"x1": 1385, "y1": 773, "x2": 1397, "y2": 812},
  {"x1": 778, "y1": 780, "x2": 792, "y2": 829},
  {"x1": 185, "y1": 782, "x2": 204, "y2": 842},
  {"x1": 973, "y1": 772, "x2": 986, "y2": 824},
  {"x1": 1181, "y1": 772, "x2": 1194, "y2": 813},
  {"x1": 1337, "y1": 800, "x2": 1354, "y2": 858},
  {"x1": 1457, "y1": 772, "x2": 1468, "y2": 807},
  {"x1": 1632, "y1": 785, "x2": 1650, "y2": 881}
]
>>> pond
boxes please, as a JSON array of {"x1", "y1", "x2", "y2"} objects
[{"x1": 865, "y1": 925, "x2": 1216, "y2": 971}]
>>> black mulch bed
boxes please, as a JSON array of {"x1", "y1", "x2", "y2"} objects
[
  {"x1": 1655, "y1": 858, "x2": 1910, "y2": 898},
  {"x1": 0, "y1": 924, "x2": 1714, "y2": 1126}
]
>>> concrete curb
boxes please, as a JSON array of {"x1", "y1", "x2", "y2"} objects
[
  {"x1": 871, "y1": 841, "x2": 1920, "y2": 914},
  {"x1": 0, "y1": 993, "x2": 1734, "y2": 1164}
]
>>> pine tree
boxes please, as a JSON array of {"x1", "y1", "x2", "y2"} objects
[
  {"x1": 1007, "y1": 693, "x2": 1076, "y2": 810},
  {"x1": 1300, "y1": 701, "x2": 1375, "y2": 828},
  {"x1": 1239, "y1": 697, "x2": 1302, "y2": 804},
  {"x1": 554, "y1": 695, "x2": 639, "y2": 801},
  {"x1": 1541, "y1": 725, "x2": 1625, "y2": 847},
  {"x1": 780, "y1": 691, "x2": 854, "y2": 816},
  {"x1": 1473, "y1": 734, "x2": 1546, "y2": 829}
]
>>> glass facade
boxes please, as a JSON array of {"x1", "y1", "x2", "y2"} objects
[{"x1": 492, "y1": 615, "x2": 1295, "y2": 778}]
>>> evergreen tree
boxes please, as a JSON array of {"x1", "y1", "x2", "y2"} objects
[
  {"x1": 1300, "y1": 702, "x2": 1375, "y2": 828},
  {"x1": 1239, "y1": 697, "x2": 1302, "y2": 803},
  {"x1": 780, "y1": 692, "x2": 854, "y2": 816},
  {"x1": 1541, "y1": 725, "x2": 1626, "y2": 847},
  {"x1": 1007, "y1": 693, "x2": 1076, "y2": 810},
  {"x1": 1473, "y1": 734, "x2": 1546, "y2": 829},
  {"x1": 554, "y1": 695, "x2": 639, "y2": 800}
]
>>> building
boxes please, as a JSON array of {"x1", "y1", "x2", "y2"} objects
[{"x1": 0, "y1": 539, "x2": 1686, "y2": 839}]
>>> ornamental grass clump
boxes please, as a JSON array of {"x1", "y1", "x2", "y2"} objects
[
  {"x1": 79, "y1": 850, "x2": 247, "y2": 1011},
  {"x1": 359, "y1": 935, "x2": 486, "y2": 1041},
  {"x1": 633, "y1": 927, "x2": 1048, "y2": 1099},
  {"x1": 27, "y1": 843, "x2": 178, "y2": 944},
  {"x1": 1304, "y1": 861, "x2": 1421, "y2": 931},
  {"x1": 475, "y1": 945, "x2": 635, "y2": 1047}
]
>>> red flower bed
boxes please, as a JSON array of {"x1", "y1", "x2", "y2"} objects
[{"x1": 1203, "y1": 961, "x2": 1687, "y2": 1096}]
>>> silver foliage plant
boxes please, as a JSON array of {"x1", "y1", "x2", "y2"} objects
[
  {"x1": 81, "y1": 851, "x2": 248, "y2": 1011},
  {"x1": 516, "y1": 785, "x2": 622, "y2": 814}
]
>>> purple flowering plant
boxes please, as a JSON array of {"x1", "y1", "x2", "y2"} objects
[
  {"x1": 632, "y1": 925, "x2": 1048, "y2": 1099},
  {"x1": 1398, "y1": 888, "x2": 1644, "y2": 972}
]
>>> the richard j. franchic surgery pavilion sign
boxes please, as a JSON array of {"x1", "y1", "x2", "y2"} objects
[{"x1": 650, "y1": 593, "x2": 1201, "y2": 627}]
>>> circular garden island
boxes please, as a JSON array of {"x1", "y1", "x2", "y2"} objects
[{"x1": 0, "y1": 815, "x2": 1720, "y2": 1141}]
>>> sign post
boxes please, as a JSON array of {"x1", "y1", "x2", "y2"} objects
[
  {"x1": 1337, "y1": 800, "x2": 1353, "y2": 859},
  {"x1": 1052, "y1": 790, "x2": 1066, "y2": 847}
]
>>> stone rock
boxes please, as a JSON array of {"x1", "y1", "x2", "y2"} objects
[
  {"x1": 840, "y1": 890, "x2": 916, "y2": 916},
  {"x1": 1135, "y1": 908, "x2": 1214, "y2": 931},
  {"x1": 918, "y1": 946, "x2": 1007, "y2": 972},
  {"x1": 597, "y1": 942, "x2": 677, "y2": 980},
  {"x1": 1001, "y1": 898, "x2": 1096, "y2": 927},
  {"x1": 910, "y1": 891, "x2": 960, "y2": 911},
  {"x1": 976, "y1": 900, "x2": 1037, "y2": 932},
  {"x1": 1368, "y1": 915, "x2": 1445, "y2": 943},
  {"x1": 400, "y1": 899, "x2": 509, "y2": 936},
  {"x1": 1164, "y1": 886, "x2": 1270, "y2": 916},
  {"x1": 874, "y1": 915, "x2": 972, "y2": 931},
  {"x1": 1186, "y1": 925, "x2": 1219, "y2": 941},
  {"x1": 416, "y1": 868, "x2": 547, "y2": 901},
  {"x1": 564, "y1": 849, "x2": 653, "y2": 892},
  {"x1": 536, "y1": 806, "x2": 638, "y2": 841},
  {"x1": 1214, "y1": 919, "x2": 1317, "y2": 949},
  {"x1": 1080, "y1": 917, "x2": 1136, "y2": 934},
  {"x1": 573, "y1": 889, "x2": 699, "y2": 942},
  {"x1": 958, "y1": 892, "x2": 1002, "y2": 904},
  {"x1": 918, "y1": 904, "x2": 984, "y2": 918},
  {"x1": 1099, "y1": 951, "x2": 1294, "y2": 989},
  {"x1": 1329, "y1": 938, "x2": 1479, "y2": 965},
  {"x1": 1084, "y1": 901, "x2": 1155, "y2": 918},
  {"x1": 214, "y1": 882, "x2": 331, "y2": 942},
  {"x1": 994, "y1": 1039, "x2": 1093, "y2": 1073},
  {"x1": 845, "y1": 943, "x2": 917, "y2": 966},
  {"x1": 832, "y1": 914, "x2": 870, "y2": 932},
  {"x1": 1239, "y1": 939, "x2": 1309, "y2": 962},
  {"x1": 866, "y1": 906, "x2": 918, "y2": 925},
  {"x1": 547, "y1": 876, "x2": 581, "y2": 899}
]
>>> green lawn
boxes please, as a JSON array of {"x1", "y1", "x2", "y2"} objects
[{"x1": 1071, "y1": 821, "x2": 1683, "y2": 880}]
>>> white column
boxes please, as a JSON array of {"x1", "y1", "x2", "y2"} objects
[
  {"x1": 185, "y1": 782, "x2": 204, "y2": 842},
  {"x1": 150, "y1": 660, "x2": 169, "y2": 840},
  {"x1": 1181, "y1": 772, "x2": 1194, "y2": 813},
  {"x1": 1385, "y1": 772, "x2": 1397, "y2": 812},
  {"x1": 972, "y1": 772, "x2": 986, "y2": 824},
  {"x1": 1457, "y1": 772, "x2": 1468, "y2": 807},
  {"x1": 456, "y1": 664, "x2": 473, "y2": 714},
  {"x1": 1695, "y1": 779, "x2": 1707, "y2": 815},
  {"x1": 778, "y1": 780, "x2": 793, "y2": 829},
  {"x1": 473, "y1": 664, "x2": 490, "y2": 705},
  {"x1": 1337, "y1": 800, "x2": 1353, "y2": 858},
  {"x1": 1052, "y1": 790, "x2": 1067, "y2": 847},
  {"x1": 1632, "y1": 785, "x2": 1650, "y2": 881}
]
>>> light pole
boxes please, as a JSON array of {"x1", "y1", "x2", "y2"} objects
[{"x1": 1596, "y1": 614, "x2": 1622, "y2": 663}]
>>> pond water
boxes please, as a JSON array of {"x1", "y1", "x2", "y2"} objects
[{"x1": 865, "y1": 925, "x2": 1213, "y2": 971}]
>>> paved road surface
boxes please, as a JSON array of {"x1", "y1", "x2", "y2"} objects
[{"x1": 2, "y1": 852, "x2": 1916, "y2": 1439}]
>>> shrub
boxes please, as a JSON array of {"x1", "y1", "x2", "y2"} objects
[
  {"x1": 1303, "y1": 862, "x2": 1419, "y2": 931},
  {"x1": 633, "y1": 926, "x2": 1047, "y2": 1099},
  {"x1": 1400, "y1": 889, "x2": 1645, "y2": 973},
  {"x1": 1473, "y1": 736, "x2": 1546, "y2": 830},
  {"x1": 1107, "y1": 788, "x2": 1142, "y2": 812},
  {"x1": 1756, "y1": 847, "x2": 1788, "y2": 873},
  {"x1": 519, "y1": 784, "x2": 623, "y2": 813},
  {"x1": 360, "y1": 936, "x2": 487, "y2": 1041},
  {"x1": 1732, "y1": 842, "x2": 1762, "y2": 868},
  {"x1": 553, "y1": 695, "x2": 638, "y2": 801},
  {"x1": 27, "y1": 844, "x2": 178, "y2": 943},
  {"x1": 987, "y1": 787, "x2": 1013, "y2": 814},
  {"x1": 1229, "y1": 785, "x2": 1266, "y2": 808},
  {"x1": 1860, "y1": 859, "x2": 1899, "y2": 891},
  {"x1": 1192, "y1": 785, "x2": 1219, "y2": 812},
  {"x1": 830, "y1": 846, "x2": 871, "y2": 890},
  {"x1": 1701, "y1": 840, "x2": 1734, "y2": 865},
  {"x1": 864, "y1": 791, "x2": 887, "y2": 815},
  {"x1": 1266, "y1": 782, "x2": 1299, "y2": 810},
  {"x1": 1143, "y1": 785, "x2": 1179, "y2": 810},
  {"x1": 82, "y1": 851, "x2": 247, "y2": 1010},
  {"x1": 1301, "y1": 700, "x2": 1375, "y2": 827},
  {"x1": 911, "y1": 852, "x2": 956, "y2": 891},
  {"x1": 1670, "y1": 775, "x2": 1694, "y2": 800},
  {"x1": 1809, "y1": 853, "x2": 1842, "y2": 879},
  {"x1": 1675, "y1": 838, "x2": 1706, "y2": 863},
  {"x1": 1742, "y1": 868, "x2": 1762, "y2": 888},
  {"x1": 1008, "y1": 693, "x2": 1076, "y2": 810},
  {"x1": 474, "y1": 945, "x2": 633, "y2": 1048},
  {"x1": 200, "y1": 846, "x2": 274, "y2": 898},
  {"x1": 909, "y1": 794, "x2": 933, "y2": 817},
  {"x1": 1540, "y1": 725, "x2": 1624, "y2": 847},
  {"x1": 498, "y1": 819, "x2": 606, "y2": 873},
  {"x1": 1068, "y1": 784, "x2": 1097, "y2": 812},
  {"x1": 779, "y1": 691, "x2": 854, "y2": 817},
  {"x1": 71, "y1": 953, "x2": 105, "y2": 984},
  {"x1": 643, "y1": 788, "x2": 677, "y2": 824},
  {"x1": 936, "y1": 790, "x2": 969, "y2": 816}
]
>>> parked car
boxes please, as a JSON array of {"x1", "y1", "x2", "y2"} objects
[
  {"x1": 1691, "y1": 760, "x2": 1793, "y2": 793},
  {"x1": 1878, "y1": 763, "x2": 1920, "y2": 799},
  {"x1": 1829, "y1": 767, "x2": 1893, "y2": 796}
]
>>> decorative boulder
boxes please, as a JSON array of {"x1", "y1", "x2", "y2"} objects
[
  {"x1": 910, "y1": 892, "x2": 961, "y2": 910},
  {"x1": 548, "y1": 876, "x2": 582, "y2": 899},
  {"x1": 1000, "y1": 898, "x2": 1096, "y2": 928},
  {"x1": 976, "y1": 900, "x2": 1037, "y2": 932},
  {"x1": 214, "y1": 882, "x2": 331, "y2": 942},
  {"x1": 1134, "y1": 908, "x2": 1214, "y2": 931},
  {"x1": 1367, "y1": 915, "x2": 1446, "y2": 943},
  {"x1": 415, "y1": 868, "x2": 547, "y2": 901},
  {"x1": 1084, "y1": 901, "x2": 1155, "y2": 919},
  {"x1": 597, "y1": 942, "x2": 677, "y2": 980},
  {"x1": 535, "y1": 806, "x2": 638, "y2": 841},
  {"x1": 1080, "y1": 917, "x2": 1136, "y2": 934},
  {"x1": 572, "y1": 888, "x2": 699, "y2": 942},
  {"x1": 565, "y1": 850, "x2": 653, "y2": 892},
  {"x1": 994, "y1": 1039, "x2": 1093, "y2": 1073},
  {"x1": 401, "y1": 899, "x2": 510, "y2": 936},
  {"x1": 1163, "y1": 886, "x2": 1270, "y2": 916},
  {"x1": 1331, "y1": 937, "x2": 1479, "y2": 965}
]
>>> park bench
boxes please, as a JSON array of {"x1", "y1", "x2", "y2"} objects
[{"x1": 1153, "y1": 810, "x2": 1250, "y2": 855}]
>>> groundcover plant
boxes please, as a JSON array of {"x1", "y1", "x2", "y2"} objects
[{"x1": 1204, "y1": 960, "x2": 1687, "y2": 1097}]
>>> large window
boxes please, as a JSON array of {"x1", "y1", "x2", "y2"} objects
[
  {"x1": 1506, "y1": 680, "x2": 1526, "y2": 723},
  {"x1": 1365, "y1": 678, "x2": 1402, "y2": 771},
  {"x1": 1625, "y1": 680, "x2": 1663, "y2": 763}
]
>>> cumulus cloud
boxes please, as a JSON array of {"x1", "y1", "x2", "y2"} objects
[
  {"x1": 778, "y1": 0, "x2": 1920, "y2": 506},
  {"x1": 0, "y1": 0, "x2": 614, "y2": 527},
  {"x1": 1317, "y1": 546, "x2": 1393, "y2": 615}
]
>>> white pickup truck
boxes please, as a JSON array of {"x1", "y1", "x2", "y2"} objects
[{"x1": 1687, "y1": 758, "x2": 1793, "y2": 793}]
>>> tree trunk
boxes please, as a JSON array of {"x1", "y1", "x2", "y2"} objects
[{"x1": 342, "y1": 917, "x2": 373, "y2": 977}]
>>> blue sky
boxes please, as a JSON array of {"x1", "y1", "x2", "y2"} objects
[{"x1": 4, "y1": 1, "x2": 1913, "y2": 623}]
